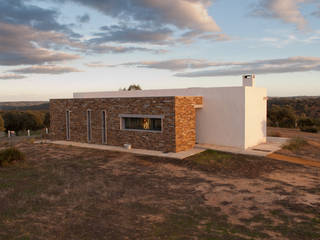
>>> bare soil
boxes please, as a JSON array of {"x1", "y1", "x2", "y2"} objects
[
  {"x1": 0, "y1": 138, "x2": 319, "y2": 240},
  {"x1": 268, "y1": 127, "x2": 320, "y2": 161}
]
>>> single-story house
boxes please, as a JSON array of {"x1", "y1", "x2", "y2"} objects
[{"x1": 50, "y1": 75, "x2": 267, "y2": 153}]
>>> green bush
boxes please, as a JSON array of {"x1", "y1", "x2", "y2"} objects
[
  {"x1": 267, "y1": 105, "x2": 297, "y2": 128},
  {"x1": 283, "y1": 137, "x2": 308, "y2": 152},
  {"x1": 3, "y1": 111, "x2": 44, "y2": 133},
  {"x1": 0, "y1": 147, "x2": 25, "y2": 166}
]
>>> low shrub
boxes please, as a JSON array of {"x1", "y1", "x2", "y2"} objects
[
  {"x1": 300, "y1": 126, "x2": 318, "y2": 133},
  {"x1": 283, "y1": 137, "x2": 308, "y2": 152},
  {"x1": 0, "y1": 147, "x2": 25, "y2": 166}
]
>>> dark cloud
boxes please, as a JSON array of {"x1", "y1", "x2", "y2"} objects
[
  {"x1": 116, "y1": 59, "x2": 242, "y2": 71},
  {"x1": 0, "y1": 74, "x2": 26, "y2": 80},
  {"x1": 91, "y1": 25, "x2": 173, "y2": 45},
  {"x1": 55, "y1": 0, "x2": 220, "y2": 32},
  {"x1": 87, "y1": 44, "x2": 167, "y2": 54},
  {"x1": 54, "y1": 0, "x2": 226, "y2": 44},
  {"x1": 174, "y1": 56, "x2": 320, "y2": 77},
  {"x1": 312, "y1": 6, "x2": 320, "y2": 17},
  {"x1": 110, "y1": 56, "x2": 320, "y2": 77},
  {"x1": 0, "y1": 0, "x2": 81, "y2": 37},
  {"x1": 77, "y1": 14, "x2": 90, "y2": 23},
  {"x1": 0, "y1": 22, "x2": 80, "y2": 66},
  {"x1": 11, "y1": 65, "x2": 82, "y2": 74}
]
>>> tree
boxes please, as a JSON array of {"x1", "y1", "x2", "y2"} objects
[
  {"x1": 0, "y1": 115, "x2": 4, "y2": 132},
  {"x1": 3, "y1": 112, "x2": 21, "y2": 132},
  {"x1": 21, "y1": 112, "x2": 43, "y2": 130},
  {"x1": 298, "y1": 118, "x2": 314, "y2": 128},
  {"x1": 127, "y1": 84, "x2": 142, "y2": 91},
  {"x1": 267, "y1": 105, "x2": 296, "y2": 128},
  {"x1": 120, "y1": 84, "x2": 142, "y2": 91},
  {"x1": 43, "y1": 112, "x2": 50, "y2": 128},
  {"x1": 3, "y1": 111, "x2": 44, "y2": 133}
]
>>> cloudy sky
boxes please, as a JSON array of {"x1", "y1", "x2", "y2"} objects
[{"x1": 1, "y1": 0, "x2": 320, "y2": 101}]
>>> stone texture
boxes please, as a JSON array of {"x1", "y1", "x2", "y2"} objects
[
  {"x1": 50, "y1": 96, "x2": 202, "y2": 152},
  {"x1": 175, "y1": 96, "x2": 202, "y2": 152}
]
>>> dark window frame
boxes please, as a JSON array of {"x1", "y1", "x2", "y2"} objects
[
  {"x1": 119, "y1": 114, "x2": 163, "y2": 133},
  {"x1": 102, "y1": 110, "x2": 107, "y2": 144},
  {"x1": 87, "y1": 110, "x2": 92, "y2": 142},
  {"x1": 66, "y1": 110, "x2": 71, "y2": 140}
]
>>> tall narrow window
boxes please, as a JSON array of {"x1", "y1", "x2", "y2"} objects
[
  {"x1": 102, "y1": 111, "x2": 107, "y2": 144},
  {"x1": 87, "y1": 110, "x2": 92, "y2": 142},
  {"x1": 66, "y1": 110, "x2": 70, "y2": 140}
]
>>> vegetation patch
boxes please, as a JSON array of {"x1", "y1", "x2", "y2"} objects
[
  {"x1": 184, "y1": 150, "x2": 279, "y2": 178},
  {"x1": 152, "y1": 207, "x2": 270, "y2": 240},
  {"x1": 269, "y1": 206, "x2": 320, "y2": 240},
  {"x1": 283, "y1": 137, "x2": 308, "y2": 152},
  {"x1": 0, "y1": 147, "x2": 25, "y2": 166},
  {"x1": 0, "y1": 139, "x2": 319, "y2": 239}
]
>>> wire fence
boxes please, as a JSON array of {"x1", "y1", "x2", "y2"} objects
[{"x1": 0, "y1": 128, "x2": 50, "y2": 146}]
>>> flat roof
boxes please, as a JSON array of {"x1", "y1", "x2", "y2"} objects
[{"x1": 73, "y1": 86, "x2": 247, "y2": 99}]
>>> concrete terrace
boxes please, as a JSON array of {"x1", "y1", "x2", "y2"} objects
[{"x1": 37, "y1": 137, "x2": 287, "y2": 159}]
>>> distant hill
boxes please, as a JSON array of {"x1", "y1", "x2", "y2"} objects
[
  {"x1": 0, "y1": 96, "x2": 319, "y2": 117},
  {"x1": 268, "y1": 96, "x2": 320, "y2": 119},
  {"x1": 0, "y1": 101, "x2": 49, "y2": 111}
]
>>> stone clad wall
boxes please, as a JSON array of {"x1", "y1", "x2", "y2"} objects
[
  {"x1": 175, "y1": 96, "x2": 202, "y2": 152},
  {"x1": 50, "y1": 96, "x2": 202, "y2": 152}
]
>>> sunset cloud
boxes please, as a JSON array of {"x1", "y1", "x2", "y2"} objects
[
  {"x1": 0, "y1": 22, "x2": 80, "y2": 66},
  {"x1": 58, "y1": 0, "x2": 221, "y2": 33},
  {"x1": 252, "y1": 0, "x2": 310, "y2": 30},
  {"x1": 11, "y1": 65, "x2": 82, "y2": 74},
  {"x1": 55, "y1": 0, "x2": 224, "y2": 44},
  {"x1": 0, "y1": 74, "x2": 26, "y2": 80},
  {"x1": 87, "y1": 44, "x2": 167, "y2": 54},
  {"x1": 84, "y1": 62, "x2": 115, "y2": 68},
  {"x1": 175, "y1": 56, "x2": 320, "y2": 77},
  {"x1": 112, "y1": 57, "x2": 320, "y2": 77},
  {"x1": 118, "y1": 59, "x2": 243, "y2": 71},
  {"x1": 0, "y1": 0, "x2": 80, "y2": 37}
]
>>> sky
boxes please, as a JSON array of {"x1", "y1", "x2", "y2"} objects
[{"x1": 0, "y1": 0, "x2": 320, "y2": 101}]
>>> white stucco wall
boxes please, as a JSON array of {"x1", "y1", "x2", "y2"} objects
[
  {"x1": 74, "y1": 86, "x2": 266, "y2": 149},
  {"x1": 244, "y1": 87, "x2": 267, "y2": 149}
]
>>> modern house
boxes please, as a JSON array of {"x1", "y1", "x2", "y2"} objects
[{"x1": 50, "y1": 75, "x2": 267, "y2": 153}]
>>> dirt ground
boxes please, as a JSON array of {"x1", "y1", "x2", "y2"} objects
[
  {"x1": 268, "y1": 127, "x2": 320, "y2": 162},
  {"x1": 0, "y1": 138, "x2": 319, "y2": 240}
]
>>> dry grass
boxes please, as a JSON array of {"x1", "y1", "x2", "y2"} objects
[
  {"x1": 0, "y1": 138, "x2": 319, "y2": 240},
  {"x1": 0, "y1": 147, "x2": 25, "y2": 166},
  {"x1": 268, "y1": 127, "x2": 320, "y2": 162},
  {"x1": 269, "y1": 131, "x2": 282, "y2": 137},
  {"x1": 283, "y1": 137, "x2": 308, "y2": 152},
  {"x1": 184, "y1": 149, "x2": 280, "y2": 178}
]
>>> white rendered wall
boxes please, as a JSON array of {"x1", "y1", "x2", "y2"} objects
[
  {"x1": 244, "y1": 87, "x2": 267, "y2": 149},
  {"x1": 74, "y1": 86, "x2": 266, "y2": 149}
]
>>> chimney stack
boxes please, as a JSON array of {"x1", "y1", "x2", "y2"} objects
[{"x1": 242, "y1": 74, "x2": 255, "y2": 87}]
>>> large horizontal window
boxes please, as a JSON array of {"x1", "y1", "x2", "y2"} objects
[{"x1": 122, "y1": 117, "x2": 162, "y2": 132}]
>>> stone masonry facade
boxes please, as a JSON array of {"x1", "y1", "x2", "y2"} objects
[{"x1": 50, "y1": 96, "x2": 202, "y2": 152}]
